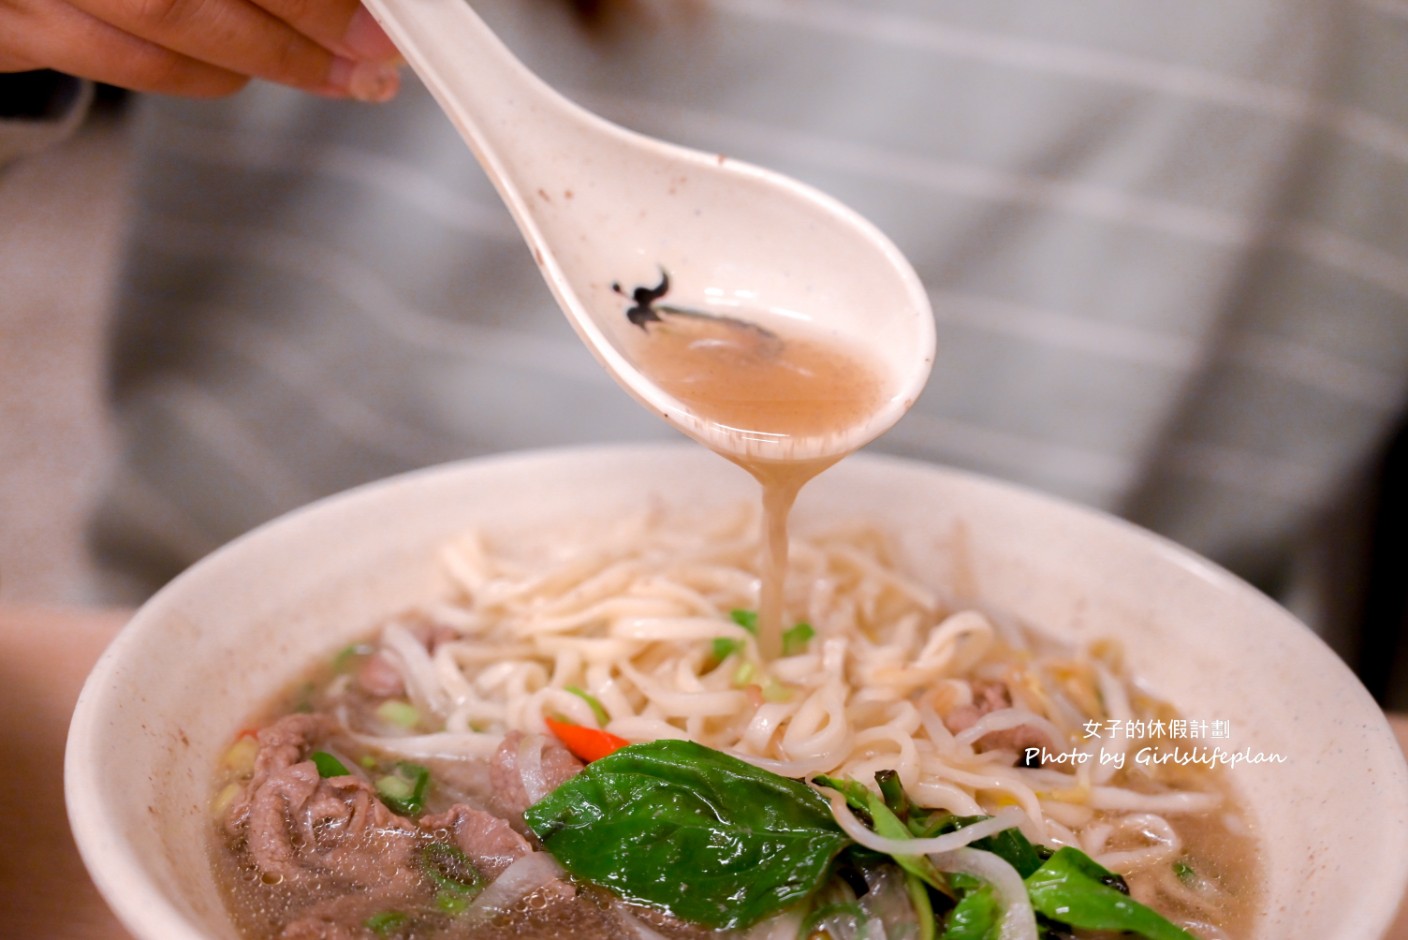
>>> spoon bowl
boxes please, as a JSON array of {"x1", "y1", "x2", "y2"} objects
[{"x1": 360, "y1": 0, "x2": 935, "y2": 461}]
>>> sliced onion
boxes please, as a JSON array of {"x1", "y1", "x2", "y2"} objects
[
  {"x1": 517, "y1": 734, "x2": 551, "y2": 804},
  {"x1": 381, "y1": 621, "x2": 448, "y2": 715},
  {"x1": 463, "y1": 851, "x2": 565, "y2": 924},
  {"x1": 825, "y1": 793, "x2": 1027, "y2": 856},
  {"x1": 930, "y1": 847, "x2": 1037, "y2": 940},
  {"x1": 334, "y1": 708, "x2": 502, "y2": 760}
]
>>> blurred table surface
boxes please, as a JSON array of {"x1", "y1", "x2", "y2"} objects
[{"x1": 3, "y1": 604, "x2": 1406, "y2": 939}]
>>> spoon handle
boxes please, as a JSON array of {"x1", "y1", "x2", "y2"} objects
[{"x1": 360, "y1": 0, "x2": 592, "y2": 230}]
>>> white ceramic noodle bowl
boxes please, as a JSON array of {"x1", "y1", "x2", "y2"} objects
[
  {"x1": 357, "y1": 0, "x2": 935, "y2": 462},
  {"x1": 66, "y1": 446, "x2": 1408, "y2": 940}
]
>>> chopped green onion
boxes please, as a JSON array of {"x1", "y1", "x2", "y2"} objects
[
  {"x1": 711, "y1": 637, "x2": 743, "y2": 662},
  {"x1": 375, "y1": 699, "x2": 421, "y2": 729},
  {"x1": 376, "y1": 762, "x2": 430, "y2": 815},
  {"x1": 333, "y1": 642, "x2": 374, "y2": 673},
  {"x1": 421, "y1": 842, "x2": 485, "y2": 897},
  {"x1": 436, "y1": 889, "x2": 471, "y2": 914},
  {"x1": 1173, "y1": 860, "x2": 1197, "y2": 884},
  {"x1": 876, "y1": 769, "x2": 913, "y2": 821},
  {"x1": 733, "y1": 660, "x2": 757, "y2": 686},
  {"x1": 359, "y1": 754, "x2": 378, "y2": 770},
  {"x1": 377, "y1": 775, "x2": 414, "y2": 801},
  {"x1": 781, "y1": 622, "x2": 816, "y2": 656},
  {"x1": 729, "y1": 609, "x2": 759, "y2": 634},
  {"x1": 309, "y1": 751, "x2": 350, "y2": 778},
  {"x1": 364, "y1": 911, "x2": 408, "y2": 934},
  {"x1": 761, "y1": 679, "x2": 793, "y2": 702},
  {"x1": 565, "y1": 685, "x2": 609, "y2": 726}
]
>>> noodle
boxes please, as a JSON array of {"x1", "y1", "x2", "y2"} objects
[{"x1": 392, "y1": 508, "x2": 1228, "y2": 832}]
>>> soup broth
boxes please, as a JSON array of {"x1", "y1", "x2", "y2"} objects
[{"x1": 628, "y1": 311, "x2": 886, "y2": 445}]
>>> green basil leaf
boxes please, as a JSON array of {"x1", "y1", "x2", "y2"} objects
[
  {"x1": 940, "y1": 883, "x2": 998, "y2": 940},
  {"x1": 1025, "y1": 847, "x2": 1197, "y2": 940},
  {"x1": 971, "y1": 827, "x2": 1046, "y2": 880},
  {"x1": 524, "y1": 740, "x2": 849, "y2": 929}
]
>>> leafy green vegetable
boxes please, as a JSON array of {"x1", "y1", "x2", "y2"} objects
[
  {"x1": 817, "y1": 777, "x2": 1191, "y2": 940},
  {"x1": 909, "y1": 811, "x2": 1047, "y2": 879},
  {"x1": 524, "y1": 739, "x2": 850, "y2": 929},
  {"x1": 1025, "y1": 847, "x2": 1197, "y2": 940},
  {"x1": 309, "y1": 751, "x2": 350, "y2": 778},
  {"x1": 782, "y1": 622, "x2": 816, "y2": 655},
  {"x1": 375, "y1": 762, "x2": 430, "y2": 816},
  {"x1": 974, "y1": 827, "x2": 1047, "y2": 880},
  {"x1": 814, "y1": 774, "x2": 948, "y2": 894},
  {"x1": 526, "y1": 742, "x2": 1196, "y2": 940},
  {"x1": 940, "y1": 882, "x2": 998, "y2": 940}
]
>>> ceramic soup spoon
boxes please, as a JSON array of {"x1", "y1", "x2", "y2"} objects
[{"x1": 360, "y1": 0, "x2": 935, "y2": 463}]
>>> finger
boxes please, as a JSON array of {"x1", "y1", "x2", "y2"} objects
[
  {"x1": 248, "y1": 0, "x2": 398, "y2": 65},
  {"x1": 0, "y1": 0, "x2": 250, "y2": 96},
  {"x1": 62, "y1": 0, "x2": 397, "y2": 96},
  {"x1": 0, "y1": 52, "x2": 44, "y2": 71}
]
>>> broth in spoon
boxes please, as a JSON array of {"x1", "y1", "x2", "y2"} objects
[{"x1": 624, "y1": 283, "x2": 890, "y2": 660}]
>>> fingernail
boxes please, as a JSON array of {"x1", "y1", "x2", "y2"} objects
[
  {"x1": 342, "y1": 7, "x2": 400, "y2": 62},
  {"x1": 329, "y1": 58, "x2": 401, "y2": 103}
]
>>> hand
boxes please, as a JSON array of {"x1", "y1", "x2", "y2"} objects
[{"x1": 0, "y1": 0, "x2": 403, "y2": 100}]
